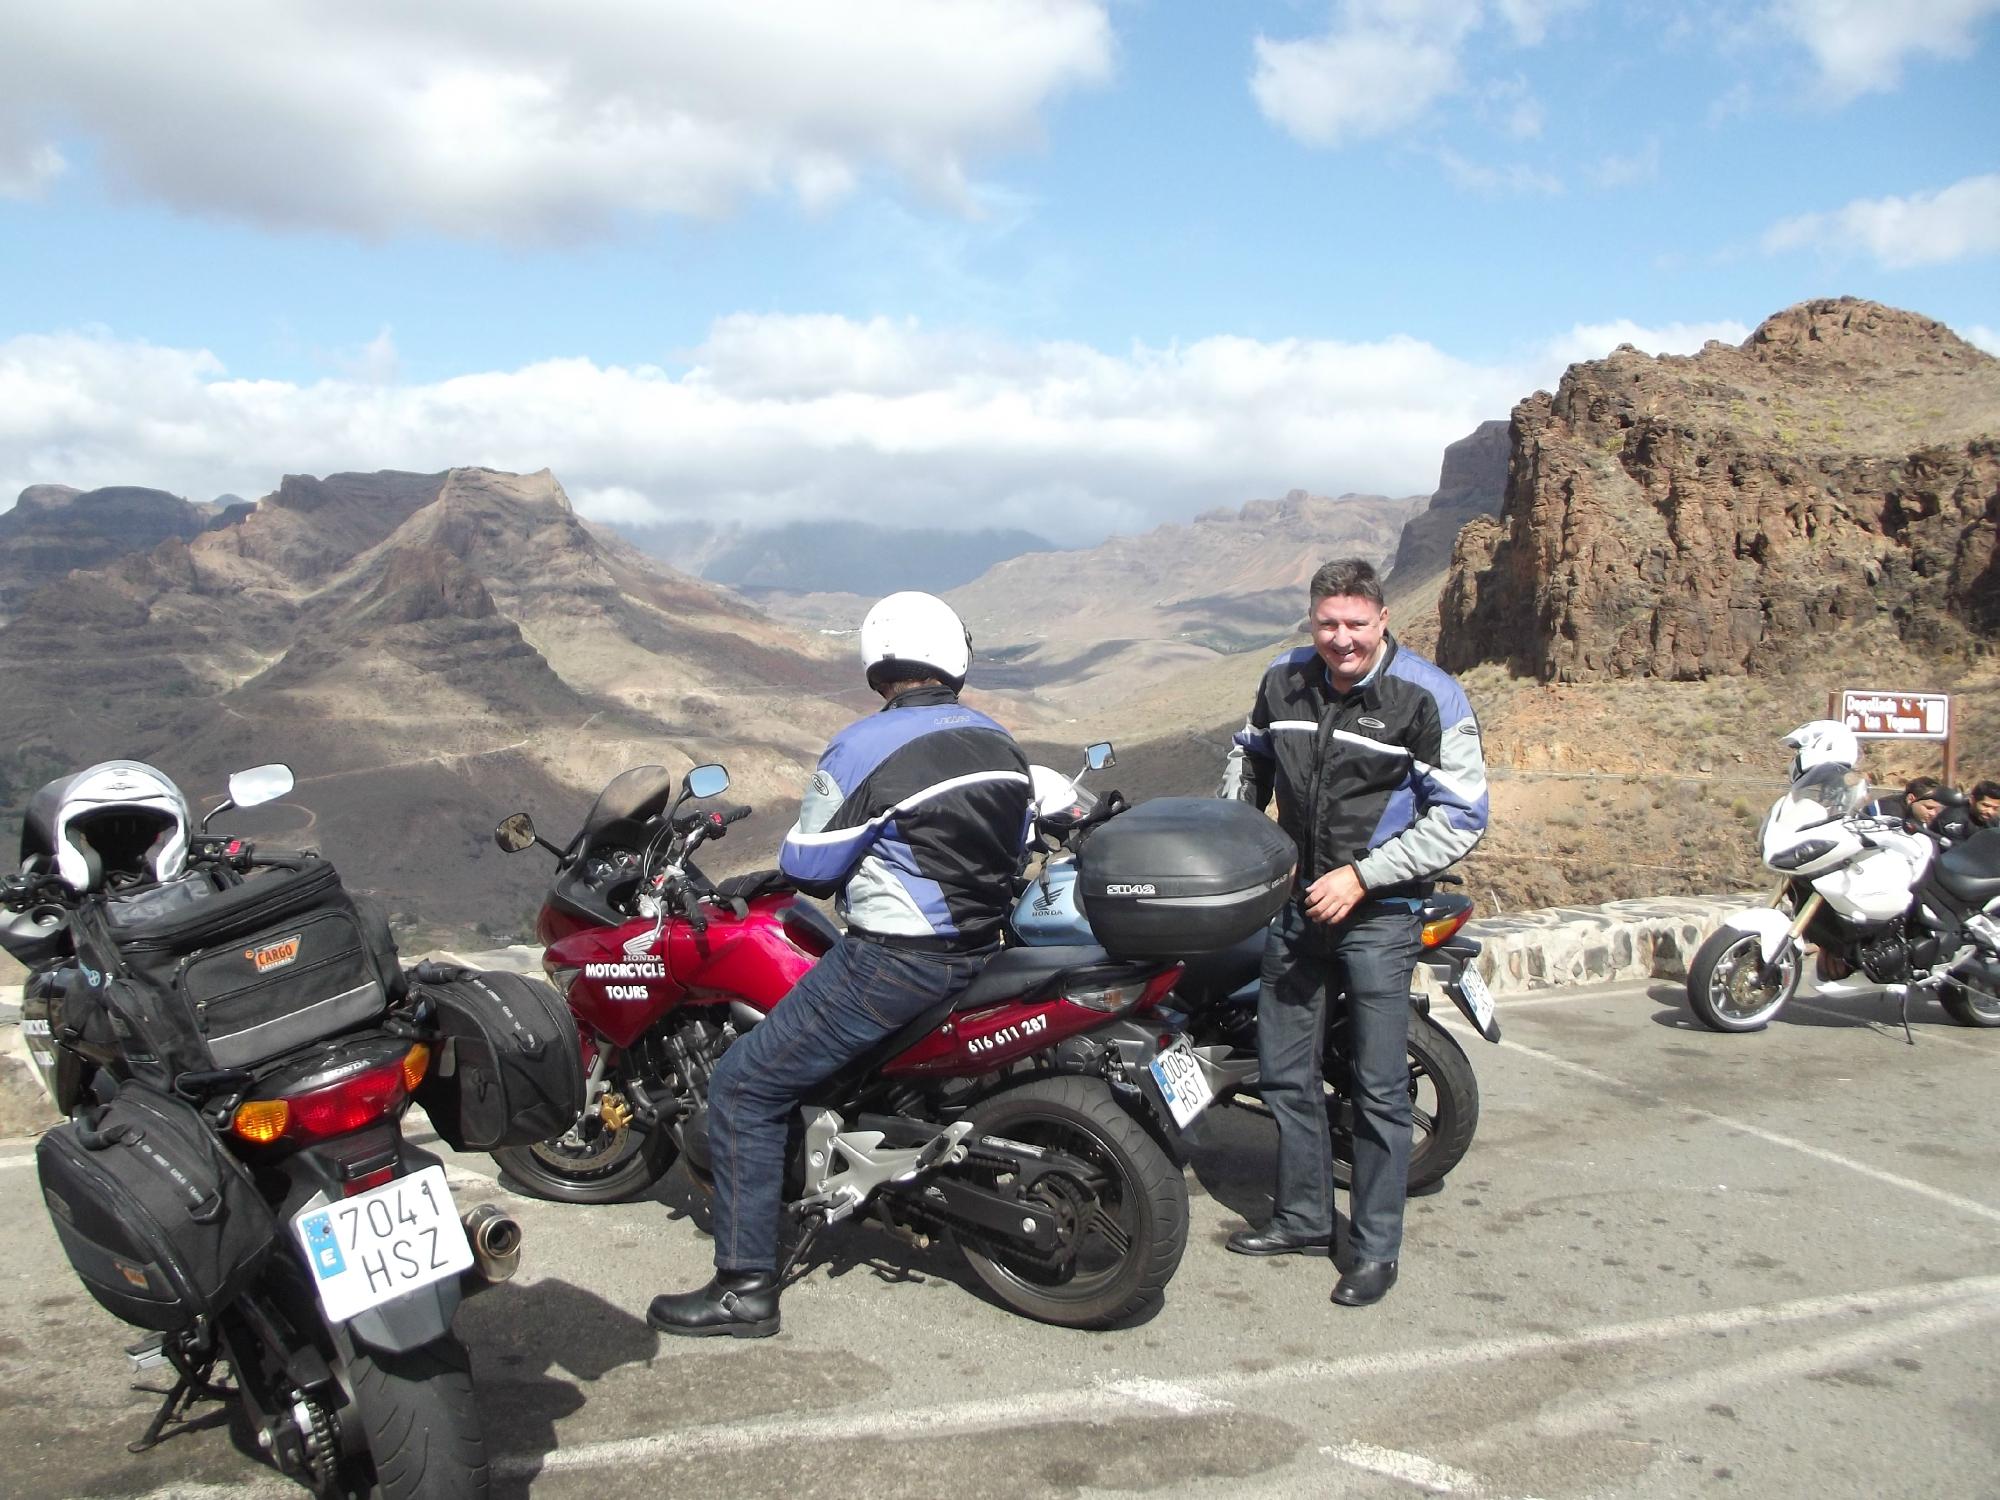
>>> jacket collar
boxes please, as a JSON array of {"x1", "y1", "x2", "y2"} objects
[
  {"x1": 1298, "y1": 633, "x2": 1398, "y2": 711},
  {"x1": 879, "y1": 683, "x2": 959, "y2": 712}
]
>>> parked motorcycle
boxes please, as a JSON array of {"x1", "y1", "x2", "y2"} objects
[
  {"x1": 7, "y1": 762, "x2": 515, "y2": 1498},
  {"x1": 491, "y1": 761, "x2": 1295, "y2": 1327},
  {"x1": 1013, "y1": 746, "x2": 1497, "y2": 1193},
  {"x1": 1687, "y1": 743, "x2": 2000, "y2": 1034}
]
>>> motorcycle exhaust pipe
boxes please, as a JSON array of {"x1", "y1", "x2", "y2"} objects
[{"x1": 461, "y1": 1204, "x2": 522, "y2": 1286}]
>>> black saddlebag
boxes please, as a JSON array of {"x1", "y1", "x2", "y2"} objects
[
  {"x1": 410, "y1": 968, "x2": 585, "y2": 1152},
  {"x1": 84, "y1": 859, "x2": 401, "y2": 1083},
  {"x1": 36, "y1": 1086, "x2": 277, "y2": 1331},
  {"x1": 1076, "y1": 798, "x2": 1296, "y2": 957}
]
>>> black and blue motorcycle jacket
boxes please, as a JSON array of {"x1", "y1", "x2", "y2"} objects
[
  {"x1": 1220, "y1": 635, "x2": 1488, "y2": 896},
  {"x1": 779, "y1": 685, "x2": 1032, "y2": 945}
]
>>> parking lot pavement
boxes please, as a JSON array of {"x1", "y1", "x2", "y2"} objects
[{"x1": 1, "y1": 979, "x2": 1997, "y2": 1500}]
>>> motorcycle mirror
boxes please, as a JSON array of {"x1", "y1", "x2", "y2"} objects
[
  {"x1": 1085, "y1": 743, "x2": 1115, "y2": 772},
  {"x1": 494, "y1": 813, "x2": 538, "y2": 854},
  {"x1": 227, "y1": 763, "x2": 295, "y2": 810},
  {"x1": 683, "y1": 764, "x2": 730, "y2": 801}
]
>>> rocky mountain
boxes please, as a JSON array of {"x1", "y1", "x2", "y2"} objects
[
  {"x1": 0, "y1": 484, "x2": 223, "y2": 620},
  {"x1": 1386, "y1": 420, "x2": 1511, "y2": 589},
  {"x1": 1437, "y1": 298, "x2": 2000, "y2": 681},
  {"x1": 618, "y1": 518, "x2": 1057, "y2": 596},
  {"x1": 0, "y1": 468, "x2": 861, "y2": 948},
  {"x1": 945, "y1": 489, "x2": 1423, "y2": 725}
]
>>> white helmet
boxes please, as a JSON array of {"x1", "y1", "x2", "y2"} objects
[
  {"x1": 23, "y1": 760, "x2": 191, "y2": 894},
  {"x1": 859, "y1": 591, "x2": 972, "y2": 691},
  {"x1": 1782, "y1": 720, "x2": 1859, "y2": 782}
]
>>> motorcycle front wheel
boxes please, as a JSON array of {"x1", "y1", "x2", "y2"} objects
[
  {"x1": 953, "y1": 1075, "x2": 1189, "y2": 1329},
  {"x1": 1686, "y1": 928, "x2": 1800, "y2": 1032},
  {"x1": 492, "y1": 1108, "x2": 679, "y2": 1204},
  {"x1": 1327, "y1": 1010, "x2": 1478, "y2": 1194}
]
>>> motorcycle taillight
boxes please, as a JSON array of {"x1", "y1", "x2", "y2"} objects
[
  {"x1": 1421, "y1": 907, "x2": 1472, "y2": 947},
  {"x1": 231, "y1": 1044, "x2": 429, "y2": 1145}
]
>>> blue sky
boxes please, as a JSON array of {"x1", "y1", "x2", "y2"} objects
[{"x1": 1, "y1": 1, "x2": 1994, "y2": 542}]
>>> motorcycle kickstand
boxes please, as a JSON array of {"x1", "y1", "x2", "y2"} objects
[
  {"x1": 1898, "y1": 986, "x2": 1915, "y2": 1046},
  {"x1": 128, "y1": 1343, "x2": 234, "y2": 1454},
  {"x1": 777, "y1": 1207, "x2": 829, "y2": 1290}
]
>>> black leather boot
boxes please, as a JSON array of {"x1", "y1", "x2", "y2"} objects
[
  {"x1": 1330, "y1": 1259, "x2": 1398, "y2": 1307},
  {"x1": 647, "y1": 1269, "x2": 781, "y2": 1338}
]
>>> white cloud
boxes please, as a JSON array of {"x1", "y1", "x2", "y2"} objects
[
  {"x1": 1966, "y1": 325, "x2": 2000, "y2": 356},
  {"x1": 1251, "y1": 0, "x2": 1579, "y2": 148},
  {"x1": 1433, "y1": 147, "x2": 1564, "y2": 196},
  {"x1": 0, "y1": 1, "x2": 1112, "y2": 239},
  {"x1": 0, "y1": 132, "x2": 65, "y2": 199},
  {"x1": 0, "y1": 314, "x2": 1755, "y2": 542},
  {"x1": 1761, "y1": 174, "x2": 2000, "y2": 269},
  {"x1": 1536, "y1": 318, "x2": 1751, "y2": 369},
  {"x1": 1771, "y1": 0, "x2": 2000, "y2": 100},
  {"x1": 1587, "y1": 137, "x2": 1662, "y2": 189}
]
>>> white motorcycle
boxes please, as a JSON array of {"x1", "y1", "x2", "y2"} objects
[{"x1": 1687, "y1": 726, "x2": 2000, "y2": 1035}]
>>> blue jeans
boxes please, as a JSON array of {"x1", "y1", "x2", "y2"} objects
[
  {"x1": 1256, "y1": 896, "x2": 1422, "y2": 1262},
  {"x1": 704, "y1": 935, "x2": 987, "y2": 1273}
]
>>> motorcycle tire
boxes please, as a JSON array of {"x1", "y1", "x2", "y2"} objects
[
  {"x1": 492, "y1": 1117, "x2": 679, "y2": 1204},
  {"x1": 1940, "y1": 959, "x2": 2000, "y2": 1027},
  {"x1": 1328, "y1": 1010, "x2": 1478, "y2": 1195},
  {"x1": 953, "y1": 1075, "x2": 1189, "y2": 1330},
  {"x1": 344, "y1": 1335, "x2": 490, "y2": 1499},
  {"x1": 1686, "y1": 927, "x2": 1799, "y2": 1032}
]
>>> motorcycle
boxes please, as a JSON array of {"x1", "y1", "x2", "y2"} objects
[
  {"x1": 6, "y1": 763, "x2": 516, "y2": 1498},
  {"x1": 1687, "y1": 755, "x2": 2000, "y2": 1035},
  {"x1": 491, "y1": 762, "x2": 1201, "y2": 1328},
  {"x1": 1012, "y1": 745, "x2": 1497, "y2": 1193}
]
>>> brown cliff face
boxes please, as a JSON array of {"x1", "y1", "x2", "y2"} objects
[{"x1": 1436, "y1": 298, "x2": 2000, "y2": 681}]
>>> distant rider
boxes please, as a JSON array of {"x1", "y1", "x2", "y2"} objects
[
  {"x1": 1219, "y1": 558, "x2": 1487, "y2": 1307},
  {"x1": 647, "y1": 591, "x2": 1031, "y2": 1338}
]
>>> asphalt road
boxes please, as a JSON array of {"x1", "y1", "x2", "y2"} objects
[{"x1": 2, "y1": 980, "x2": 1997, "y2": 1500}]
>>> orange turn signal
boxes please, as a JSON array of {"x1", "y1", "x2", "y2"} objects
[
  {"x1": 1420, "y1": 908, "x2": 1471, "y2": 948},
  {"x1": 401, "y1": 1043, "x2": 430, "y2": 1093},
  {"x1": 231, "y1": 1098, "x2": 291, "y2": 1145}
]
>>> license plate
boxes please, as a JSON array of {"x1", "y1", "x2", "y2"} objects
[
  {"x1": 1454, "y1": 964, "x2": 1500, "y2": 1041},
  {"x1": 291, "y1": 1165, "x2": 472, "y2": 1323},
  {"x1": 1148, "y1": 1036, "x2": 1216, "y2": 1130}
]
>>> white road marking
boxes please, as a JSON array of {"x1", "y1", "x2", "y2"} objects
[
  {"x1": 0, "y1": 1156, "x2": 36, "y2": 1171},
  {"x1": 1534, "y1": 1289, "x2": 2000, "y2": 1439},
  {"x1": 1319, "y1": 1439, "x2": 1484, "y2": 1493},
  {"x1": 501, "y1": 1274, "x2": 2000, "y2": 1482},
  {"x1": 1487, "y1": 1032, "x2": 2000, "y2": 1227}
]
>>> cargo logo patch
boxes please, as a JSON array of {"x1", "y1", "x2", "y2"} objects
[
  {"x1": 1104, "y1": 883, "x2": 1158, "y2": 896},
  {"x1": 116, "y1": 1259, "x2": 151, "y2": 1289},
  {"x1": 246, "y1": 935, "x2": 303, "y2": 972}
]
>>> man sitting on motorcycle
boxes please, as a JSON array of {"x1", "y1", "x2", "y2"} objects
[{"x1": 648, "y1": 591, "x2": 1033, "y2": 1338}]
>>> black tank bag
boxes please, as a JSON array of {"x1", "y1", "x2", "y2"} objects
[
  {"x1": 36, "y1": 1086, "x2": 277, "y2": 1331},
  {"x1": 411, "y1": 968, "x2": 585, "y2": 1151},
  {"x1": 69, "y1": 860, "x2": 400, "y2": 1086}
]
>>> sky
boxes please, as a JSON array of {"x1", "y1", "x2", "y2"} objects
[{"x1": 1, "y1": 0, "x2": 1995, "y2": 544}]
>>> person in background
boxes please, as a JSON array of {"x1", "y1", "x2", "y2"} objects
[
  {"x1": 1218, "y1": 557, "x2": 1487, "y2": 1308},
  {"x1": 1971, "y1": 780, "x2": 2000, "y2": 828}
]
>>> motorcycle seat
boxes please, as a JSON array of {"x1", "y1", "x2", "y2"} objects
[
  {"x1": 1934, "y1": 828, "x2": 2000, "y2": 903},
  {"x1": 950, "y1": 943, "x2": 1113, "y2": 1012}
]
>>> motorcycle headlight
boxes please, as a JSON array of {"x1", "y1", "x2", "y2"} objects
[{"x1": 1770, "y1": 837, "x2": 1837, "y2": 872}]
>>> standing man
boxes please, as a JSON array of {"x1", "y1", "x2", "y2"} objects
[
  {"x1": 1972, "y1": 781, "x2": 2000, "y2": 828},
  {"x1": 648, "y1": 591, "x2": 1032, "y2": 1338},
  {"x1": 1220, "y1": 558, "x2": 1487, "y2": 1307}
]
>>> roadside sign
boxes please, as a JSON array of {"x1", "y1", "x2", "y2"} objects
[{"x1": 1839, "y1": 690, "x2": 1950, "y2": 740}]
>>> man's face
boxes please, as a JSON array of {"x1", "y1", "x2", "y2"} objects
[
  {"x1": 1911, "y1": 794, "x2": 1944, "y2": 826},
  {"x1": 1311, "y1": 592, "x2": 1388, "y2": 690},
  {"x1": 1977, "y1": 794, "x2": 2000, "y2": 824}
]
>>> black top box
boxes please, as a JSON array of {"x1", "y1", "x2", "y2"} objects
[{"x1": 1075, "y1": 798, "x2": 1296, "y2": 957}]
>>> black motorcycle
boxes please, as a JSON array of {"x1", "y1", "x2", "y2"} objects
[{"x1": 6, "y1": 763, "x2": 518, "y2": 1499}]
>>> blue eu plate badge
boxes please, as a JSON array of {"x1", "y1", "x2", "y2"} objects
[{"x1": 303, "y1": 1212, "x2": 346, "y2": 1280}]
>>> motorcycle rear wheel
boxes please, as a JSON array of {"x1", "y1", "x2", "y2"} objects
[
  {"x1": 343, "y1": 1336, "x2": 489, "y2": 1499},
  {"x1": 1686, "y1": 928, "x2": 1799, "y2": 1032},
  {"x1": 1328, "y1": 1010, "x2": 1478, "y2": 1194},
  {"x1": 492, "y1": 1113, "x2": 678, "y2": 1204},
  {"x1": 953, "y1": 1076, "x2": 1189, "y2": 1329},
  {"x1": 1940, "y1": 957, "x2": 2000, "y2": 1027}
]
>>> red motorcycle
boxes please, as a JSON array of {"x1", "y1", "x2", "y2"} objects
[{"x1": 489, "y1": 763, "x2": 1199, "y2": 1327}]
